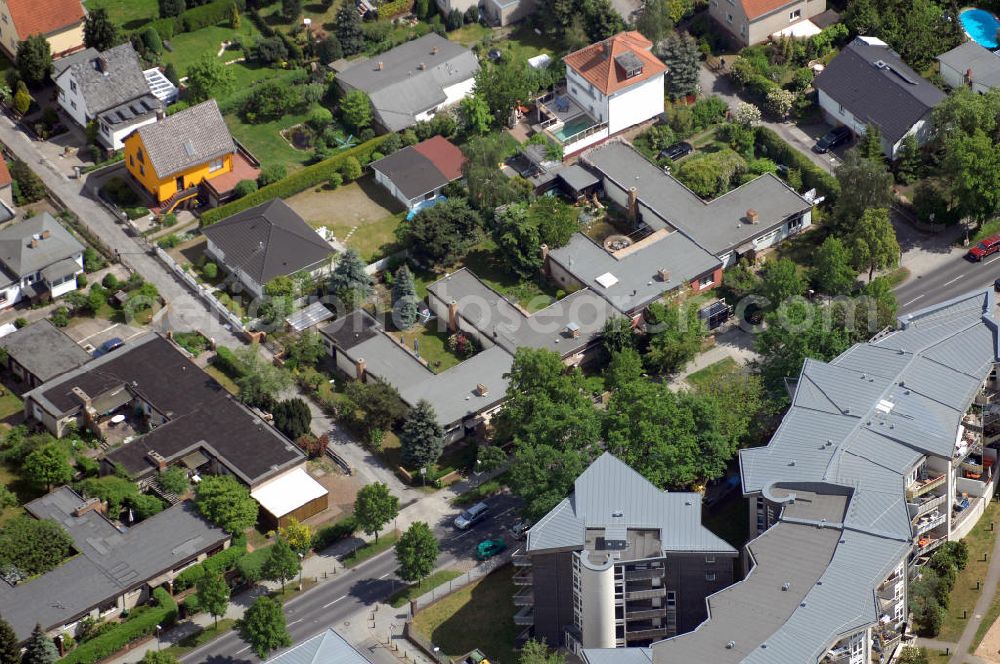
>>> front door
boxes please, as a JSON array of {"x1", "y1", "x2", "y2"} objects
[{"x1": 175, "y1": 176, "x2": 184, "y2": 192}]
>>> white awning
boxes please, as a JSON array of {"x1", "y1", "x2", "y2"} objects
[
  {"x1": 251, "y1": 467, "x2": 328, "y2": 519},
  {"x1": 771, "y1": 19, "x2": 822, "y2": 39}
]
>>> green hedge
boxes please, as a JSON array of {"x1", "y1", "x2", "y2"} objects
[
  {"x1": 173, "y1": 536, "x2": 247, "y2": 591},
  {"x1": 312, "y1": 515, "x2": 357, "y2": 551},
  {"x1": 755, "y1": 126, "x2": 840, "y2": 204},
  {"x1": 146, "y1": 17, "x2": 178, "y2": 41},
  {"x1": 211, "y1": 346, "x2": 248, "y2": 381},
  {"x1": 181, "y1": 0, "x2": 238, "y2": 32},
  {"x1": 61, "y1": 588, "x2": 178, "y2": 664},
  {"x1": 199, "y1": 136, "x2": 389, "y2": 226}
]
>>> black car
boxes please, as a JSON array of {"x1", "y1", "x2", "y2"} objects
[
  {"x1": 659, "y1": 141, "x2": 694, "y2": 162},
  {"x1": 813, "y1": 126, "x2": 852, "y2": 153}
]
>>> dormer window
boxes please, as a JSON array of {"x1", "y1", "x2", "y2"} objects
[{"x1": 614, "y1": 52, "x2": 644, "y2": 80}]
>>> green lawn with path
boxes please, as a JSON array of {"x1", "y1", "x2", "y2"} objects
[
  {"x1": 160, "y1": 22, "x2": 263, "y2": 78},
  {"x1": 938, "y1": 501, "x2": 999, "y2": 643},
  {"x1": 686, "y1": 357, "x2": 740, "y2": 390},
  {"x1": 225, "y1": 104, "x2": 316, "y2": 172},
  {"x1": 328, "y1": 213, "x2": 404, "y2": 263}
]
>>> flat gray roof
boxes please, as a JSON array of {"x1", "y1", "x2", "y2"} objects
[{"x1": 937, "y1": 40, "x2": 1000, "y2": 89}]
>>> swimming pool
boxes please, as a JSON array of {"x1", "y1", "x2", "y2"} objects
[
  {"x1": 553, "y1": 115, "x2": 597, "y2": 142},
  {"x1": 961, "y1": 8, "x2": 1000, "y2": 49}
]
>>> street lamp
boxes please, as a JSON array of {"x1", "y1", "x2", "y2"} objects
[
  {"x1": 298, "y1": 553, "x2": 304, "y2": 591},
  {"x1": 155, "y1": 625, "x2": 162, "y2": 651}
]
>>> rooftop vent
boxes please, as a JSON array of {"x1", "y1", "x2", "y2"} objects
[
  {"x1": 726, "y1": 642, "x2": 736, "y2": 650},
  {"x1": 873, "y1": 59, "x2": 888, "y2": 69},
  {"x1": 418, "y1": 62, "x2": 426, "y2": 70},
  {"x1": 611, "y1": 510, "x2": 624, "y2": 518},
  {"x1": 182, "y1": 140, "x2": 196, "y2": 157},
  {"x1": 96, "y1": 56, "x2": 109, "y2": 73},
  {"x1": 781, "y1": 582, "x2": 791, "y2": 591}
]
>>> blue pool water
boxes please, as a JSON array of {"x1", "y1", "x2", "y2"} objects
[
  {"x1": 553, "y1": 116, "x2": 596, "y2": 142},
  {"x1": 961, "y1": 8, "x2": 1000, "y2": 49}
]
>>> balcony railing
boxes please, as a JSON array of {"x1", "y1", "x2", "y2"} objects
[
  {"x1": 625, "y1": 568, "x2": 664, "y2": 581},
  {"x1": 513, "y1": 570, "x2": 533, "y2": 586},
  {"x1": 911, "y1": 493, "x2": 948, "y2": 519},
  {"x1": 625, "y1": 626, "x2": 670, "y2": 640},
  {"x1": 914, "y1": 511, "x2": 946, "y2": 536},
  {"x1": 626, "y1": 608, "x2": 667, "y2": 621},
  {"x1": 624, "y1": 588, "x2": 667, "y2": 601},
  {"x1": 906, "y1": 473, "x2": 946, "y2": 500},
  {"x1": 514, "y1": 606, "x2": 534, "y2": 626},
  {"x1": 513, "y1": 553, "x2": 530, "y2": 567},
  {"x1": 916, "y1": 534, "x2": 946, "y2": 553},
  {"x1": 513, "y1": 589, "x2": 534, "y2": 606}
]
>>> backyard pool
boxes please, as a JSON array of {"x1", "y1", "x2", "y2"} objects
[
  {"x1": 553, "y1": 115, "x2": 597, "y2": 142},
  {"x1": 961, "y1": 8, "x2": 1000, "y2": 49}
]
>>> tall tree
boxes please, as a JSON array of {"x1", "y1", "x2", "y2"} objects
[
  {"x1": 262, "y1": 538, "x2": 300, "y2": 592},
  {"x1": 16, "y1": 35, "x2": 52, "y2": 87},
  {"x1": 84, "y1": 8, "x2": 119, "y2": 52},
  {"x1": 0, "y1": 614, "x2": 19, "y2": 664},
  {"x1": 833, "y1": 149, "x2": 893, "y2": 233},
  {"x1": 233, "y1": 345, "x2": 292, "y2": 407},
  {"x1": 459, "y1": 94, "x2": 492, "y2": 135},
  {"x1": 392, "y1": 265, "x2": 418, "y2": 330},
  {"x1": 858, "y1": 123, "x2": 884, "y2": 160},
  {"x1": 395, "y1": 521, "x2": 439, "y2": 583},
  {"x1": 582, "y1": 0, "x2": 626, "y2": 40},
  {"x1": 335, "y1": 2, "x2": 364, "y2": 57},
  {"x1": 851, "y1": 208, "x2": 899, "y2": 280},
  {"x1": 158, "y1": 467, "x2": 190, "y2": 496},
  {"x1": 279, "y1": 518, "x2": 313, "y2": 556},
  {"x1": 461, "y1": 134, "x2": 526, "y2": 211},
  {"x1": 658, "y1": 31, "x2": 700, "y2": 100},
  {"x1": 942, "y1": 129, "x2": 1000, "y2": 224},
  {"x1": 317, "y1": 34, "x2": 343, "y2": 64},
  {"x1": 281, "y1": 0, "x2": 303, "y2": 21},
  {"x1": 22, "y1": 443, "x2": 72, "y2": 491},
  {"x1": 396, "y1": 199, "x2": 482, "y2": 267},
  {"x1": 473, "y1": 57, "x2": 535, "y2": 127},
  {"x1": 0, "y1": 517, "x2": 73, "y2": 576},
  {"x1": 329, "y1": 248, "x2": 373, "y2": 310},
  {"x1": 605, "y1": 348, "x2": 644, "y2": 391},
  {"x1": 894, "y1": 133, "x2": 921, "y2": 184},
  {"x1": 644, "y1": 300, "x2": 706, "y2": 375},
  {"x1": 185, "y1": 55, "x2": 235, "y2": 103},
  {"x1": 272, "y1": 398, "x2": 312, "y2": 441},
  {"x1": 354, "y1": 482, "x2": 399, "y2": 542},
  {"x1": 196, "y1": 571, "x2": 231, "y2": 628},
  {"x1": 339, "y1": 90, "x2": 372, "y2": 133},
  {"x1": 635, "y1": 0, "x2": 672, "y2": 46},
  {"x1": 159, "y1": 0, "x2": 186, "y2": 18},
  {"x1": 601, "y1": 316, "x2": 635, "y2": 354},
  {"x1": 810, "y1": 235, "x2": 857, "y2": 296},
  {"x1": 21, "y1": 624, "x2": 57, "y2": 664},
  {"x1": 194, "y1": 475, "x2": 259, "y2": 534},
  {"x1": 237, "y1": 596, "x2": 291, "y2": 659},
  {"x1": 758, "y1": 257, "x2": 805, "y2": 309},
  {"x1": 400, "y1": 400, "x2": 444, "y2": 470}
]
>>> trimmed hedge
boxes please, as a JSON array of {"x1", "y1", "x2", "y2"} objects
[
  {"x1": 199, "y1": 136, "x2": 389, "y2": 226},
  {"x1": 755, "y1": 126, "x2": 840, "y2": 204},
  {"x1": 172, "y1": 535, "x2": 247, "y2": 591},
  {"x1": 181, "y1": 0, "x2": 239, "y2": 32},
  {"x1": 146, "y1": 17, "x2": 178, "y2": 41},
  {"x1": 61, "y1": 588, "x2": 178, "y2": 664},
  {"x1": 211, "y1": 346, "x2": 247, "y2": 380},
  {"x1": 312, "y1": 515, "x2": 357, "y2": 551}
]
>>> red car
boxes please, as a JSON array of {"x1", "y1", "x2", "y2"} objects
[{"x1": 967, "y1": 235, "x2": 1000, "y2": 261}]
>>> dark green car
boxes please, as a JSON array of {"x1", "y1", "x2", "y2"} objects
[{"x1": 476, "y1": 538, "x2": 507, "y2": 560}]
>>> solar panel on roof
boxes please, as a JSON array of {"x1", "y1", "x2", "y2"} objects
[{"x1": 183, "y1": 141, "x2": 196, "y2": 156}]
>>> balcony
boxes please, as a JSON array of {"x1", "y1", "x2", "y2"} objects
[
  {"x1": 906, "y1": 473, "x2": 946, "y2": 500},
  {"x1": 514, "y1": 606, "x2": 534, "y2": 626},
  {"x1": 964, "y1": 412, "x2": 984, "y2": 432},
  {"x1": 916, "y1": 534, "x2": 946, "y2": 553},
  {"x1": 625, "y1": 588, "x2": 667, "y2": 601},
  {"x1": 513, "y1": 589, "x2": 534, "y2": 606},
  {"x1": 625, "y1": 568, "x2": 664, "y2": 581},
  {"x1": 513, "y1": 570, "x2": 533, "y2": 586},
  {"x1": 625, "y1": 626, "x2": 670, "y2": 640},
  {"x1": 913, "y1": 511, "x2": 946, "y2": 536},
  {"x1": 626, "y1": 608, "x2": 667, "y2": 621},
  {"x1": 962, "y1": 456, "x2": 986, "y2": 477},
  {"x1": 513, "y1": 553, "x2": 530, "y2": 567},
  {"x1": 911, "y1": 493, "x2": 948, "y2": 519}
]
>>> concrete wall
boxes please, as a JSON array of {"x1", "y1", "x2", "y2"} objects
[
  {"x1": 607, "y1": 75, "x2": 664, "y2": 135},
  {"x1": 530, "y1": 550, "x2": 576, "y2": 646}
]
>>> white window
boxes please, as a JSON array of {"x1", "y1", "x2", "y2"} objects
[
  {"x1": 70, "y1": 100, "x2": 76, "y2": 110},
  {"x1": 70, "y1": 80, "x2": 76, "y2": 93},
  {"x1": 705, "y1": 572, "x2": 716, "y2": 581},
  {"x1": 101, "y1": 122, "x2": 110, "y2": 135},
  {"x1": 209, "y1": 158, "x2": 224, "y2": 172},
  {"x1": 789, "y1": 8, "x2": 801, "y2": 20},
  {"x1": 705, "y1": 555, "x2": 716, "y2": 564},
  {"x1": 788, "y1": 215, "x2": 804, "y2": 230},
  {"x1": 666, "y1": 591, "x2": 677, "y2": 607},
  {"x1": 699, "y1": 275, "x2": 714, "y2": 289}
]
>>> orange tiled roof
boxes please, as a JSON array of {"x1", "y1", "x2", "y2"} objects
[
  {"x1": 5, "y1": 0, "x2": 85, "y2": 39},
  {"x1": 740, "y1": 0, "x2": 799, "y2": 20},
  {"x1": 562, "y1": 31, "x2": 667, "y2": 96},
  {"x1": 0, "y1": 160, "x2": 11, "y2": 188}
]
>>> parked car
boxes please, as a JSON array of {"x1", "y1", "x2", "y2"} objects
[
  {"x1": 659, "y1": 141, "x2": 693, "y2": 162},
  {"x1": 93, "y1": 337, "x2": 124, "y2": 358},
  {"x1": 476, "y1": 538, "x2": 507, "y2": 560},
  {"x1": 994, "y1": 277, "x2": 1000, "y2": 292},
  {"x1": 510, "y1": 519, "x2": 532, "y2": 539},
  {"x1": 454, "y1": 502, "x2": 490, "y2": 530},
  {"x1": 967, "y1": 235, "x2": 1000, "y2": 262},
  {"x1": 813, "y1": 126, "x2": 852, "y2": 153}
]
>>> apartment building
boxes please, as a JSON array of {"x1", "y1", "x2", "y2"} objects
[
  {"x1": 580, "y1": 289, "x2": 1000, "y2": 663},
  {"x1": 518, "y1": 453, "x2": 737, "y2": 653}
]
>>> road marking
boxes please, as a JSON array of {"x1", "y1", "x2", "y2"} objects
[
  {"x1": 987, "y1": 255, "x2": 1000, "y2": 265},
  {"x1": 378, "y1": 572, "x2": 392, "y2": 580},
  {"x1": 902, "y1": 295, "x2": 924, "y2": 307},
  {"x1": 942, "y1": 274, "x2": 966, "y2": 287},
  {"x1": 288, "y1": 619, "x2": 303, "y2": 627},
  {"x1": 77, "y1": 323, "x2": 119, "y2": 343},
  {"x1": 235, "y1": 646, "x2": 250, "y2": 654},
  {"x1": 323, "y1": 595, "x2": 347, "y2": 608}
]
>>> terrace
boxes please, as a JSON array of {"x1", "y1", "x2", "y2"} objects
[{"x1": 533, "y1": 88, "x2": 608, "y2": 153}]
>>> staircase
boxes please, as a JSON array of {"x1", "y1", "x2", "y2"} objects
[
  {"x1": 153, "y1": 186, "x2": 199, "y2": 215},
  {"x1": 148, "y1": 477, "x2": 183, "y2": 506}
]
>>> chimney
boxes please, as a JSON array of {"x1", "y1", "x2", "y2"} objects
[
  {"x1": 147, "y1": 450, "x2": 168, "y2": 472},
  {"x1": 419, "y1": 62, "x2": 426, "y2": 70},
  {"x1": 966, "y1": 67, "x2": 974, "y2": 85},
  {"x1": 746, "y1": 208, "x2": 759, "y2": 224},
  {"x1": 475, "y1": 383, "x2": 489, "y2": 397},
  {"x1": 96, "y1": 56, "x2": 108, "y2": 73},
  {"x1": 431, "y1": 46, "x2": 439, "y2": 55},
  {"x1": 627, "y1": 186, "x2": 638, "y2": 223},
  {"x1": 71, "y1": 386, "x2": 92, "y2": 408},
  {"x1": 41, "y1": 229, "x2": 50, "y2": 239},
  {"x1": 355, "y1": 357, "x2": 366, "y2": 380},
  {"x1": 377, "y1": 61, "x2": 384, "y2": 71},
  {"x1": 657, "y1": 268, "x2": 670, "y2": 282},
  {"x1": 29, "y1": 238, "x2": 37, "y2": 249},
  {"x1": 73, "y1": 497, "x2": 105, "y2": 517},
  {"x1": 568, "y1": 324, "x2": 581, "y2": 339},
  {"x1": 540, "y1": 243, "x2": 550, "y2": 265},
  {"x1": 155, "y1": 107, "x2": 165, "y2": 121},
  {"x1": 448, "y1": 300, "x2": 459, "y2": 332}
]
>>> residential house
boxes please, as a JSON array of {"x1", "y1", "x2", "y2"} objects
[
  {"x1": 54, "y1": 44, "x2": 165, "y2": 151},
  {"x1": 814, "y1": 37, "x2": 946, "y2": 159},
  {"x1": 335, "y1": 33, "x2": 479, "y2": 133},
  {"x1": 0, "y1": 0, "x2": 85, "y2": 62},
  {"x1": 536, "y1": 32, "x2": 665, "y2": 155},
  {"x1": 708, "y1": 0, "x2": 827, "y2": 47},
  {"x1": 123, "y1": 100, "x2": 260, "y2": 210},
  {"x1": 519, "y1": 453, "x2": 737, "y2": 651},
  {"x1": 937, "y1": 40, "x2": 1000, "y2": 94},
  {"x1": 576, "y1": 288, "x2": 1000, "y2": 664},
  {"x1": 0, "y1": 159, "x2": 12, "y2": 209},
  {"x1": 201, "y1": 199, "x2": 335, "y2": 299},
  {"x1": 0, "y1": 212, "x2": 85, "y2": 309},
  {"x1": 0, "y1": 319, "x2": 89, "y2": 390},
  {"x1": 371, "y1": 135, "x2": 466, "y2": 210},
  {"x1": 0, "y1": 486, "x2": 230, "y2": 644},
  {"x1": 22, "y1": 333, "x2": 329, "y2": 528},
  {"x1": 266, "y1": 628, "x2": 373, "y2": 664}
]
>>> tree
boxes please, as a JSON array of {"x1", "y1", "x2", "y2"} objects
[
  {"x1": 228, "y1": 2, "x2": 241, "y2": 28},
  {"x1": 186, "y1": 55, "x2": 235, "y2": 103},
  {"x1": 353, "y1": 482, "x2": 399, "y2": 542},
  {"x1": 461, "y1": 134, "x2": 527, "y2": 211},
  {"x1": 476, "y1": 445, "x2": 507, "y2": 472},
  {"x1": 23, "y1": 443, "x2": 72, "y2": 490},
  {"x1": 392, "y1": 265, "x2": 419, "y2": 329},
  {"x1": 21, "y1": 625, "x2": 57, "y2": 664},
  {"x1": 262, "y1": 537, "x2": 300, "y2": 592},
  {"x1": 194, "y1": 475, "x2": 259, "y2": 534},
  {"x1": 233, "y1": 344, "x2": 291, "y2": 407},
  {"x1": 758, "y1": 257, "x2": 805, "y2": 309},
  {"x1": 142, "y1": 652, "x2": 182, "y2": 664},
  {"x1": 159, "y1": 0, "x2": 185, "y2": 17},
  {"x1": 520, "y1": 639, "x2": 565, "y2": 664},
  {"x1": 582, "y1": 0, "x2": 625, "y2": 40},
  {"x1": 810, "y1": 235, "x2": 856, "y2": 296},
  {"x1": 0, "y1": 484, "x2": 15, "y2": 509},
  {"x1": 0, "y1": 517, "x2": 73, "y2": 576},
  {"x1": 317, "y1": 34, "x2": 343, "y2": 64},
  {"x1": 942, "y1": 129, "x2": 1000, "y2": 224},
  {"x1": 395, "y1": 521, "x2": 438, "y2": 583},
  {"x1": 0, "y1": 615, "x2": 19, "y2": 664},
  {"x1": 858, "y1": 123, "x2": 883, "y2": 160},
  {"x1": 272, "y1": 398, "x2": 312, "y2": 440},
  {"x1": 896, "y1": 648, "x2": 929, "y2": 664},
  {"x1": 510, "y1": 443, "x2": 591, "y2": 521},
  {"x1": 242, "y1": 80, "x2": 298, "y2": 123},
  {"x1": 279, "y1": 518, "x2": 313, "y2": 555},
  {"x1": 459, "y1": 94, "x2": 491, "y2": 135},
  {"x1": 400, "y1": 400, "x2": 444, "y2": 470},
  {"x1": 851, "y1": 207, "x2": 900, "y2": 280},
  {"x1": 233, "y1": 180, "x2": 258, "y2": 198},
  {"x1": 163, "y1": 62, "x2": 180, "y2": 86},
  {"x1": 764, "y1": 87, "x2": 795, "y2": 119},
  {"x1": 644, "y1": 301, "x2": 706, "y2": 375},
  {"x1": 658, "y1": 31, "x2": 699, "y2": 100},
  {"x1": 196, "y1": 571, "x2": 230, "y2": 628},
  {"x1": 282, "y1": 0, "x2": 303, "y2": 21},
  {"x1": 397, "y1": 198, "x2": 482, "y2": 266},
  {"x1": 141, "y1": 26, "x2": 163, "y2": 54},
  {"x1": 833, "y1": 149, "x2": 893, "y2": 233},
  {"x1": 249, "y1": 37, "x2": 289, "y2": 66},
  {"x1": 258, "y1": 164, "x2": 287, "y2": 187},
  {"x1": 894, "y1": 133, "x2": 920, "y2": 184},
  {"x1": 129, "y1": 493, "x2": 165, "y2": 521},
  {"x1": 286, "y1": 332, "x2": 325, "y2": 368},
  {"x1": 237, "y1": 596, "x2": 291, "y2": 659},
  {"x1": 340, "y1": 89, "x2": 372, "y2": 133},
  {"x1": 84, "y1": 8, "x2": 119, "y2": 51},
  {"x1": 77, "y1": 476, "x2": 142, "y2": 515},
  {"x1": 329, "y1": 248, "x2": 373, "y2": 310},
  {"x1": 601, "y1": 316, "x2": 635, "y2": 354},
  {"x1": 473, "y1": 58, "x2": 535, "y2": 127},
  {"x1": 635, "y1": 0, "x2": 672, "y2": 46},
  {"x1": 342, "y1": 381, "x2": 408, "y2": 441},
  {"x1": 335, "y1": 2, "x2": 364, "y2": 57},
  {"x1": 733, "y1": 102, "x2": 761, "y2": 127},
  {"x1": 605, "y1": 348, "x2": 644, "y2": 391},
  {"x1": 12, "y1": 81, "x2": 31, "y2": 116},
  {"x1": 17, "y1": 35, "x2": 52, "y2": 87}
]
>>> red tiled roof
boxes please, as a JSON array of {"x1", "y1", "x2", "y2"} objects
[
  {"x1": 562, "y1": 31, "x2": 667, "y2": 96},
  {"x1": 0, "y1": 160, "x2": 11, "y2": 188},
  {"x1": 740, "y1": 0, "x2": 799, "y2": 20},
  {"x1": 411, "y1": 135, "x2": 465, "y2": 181},
  {"x1": 6, "y1": 0, "x2": 85, "y2": 39}
]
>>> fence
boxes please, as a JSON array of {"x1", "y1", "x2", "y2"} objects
[
  {"x1": 409, "y1": 550, "x2": 514, "y2": 612},
  {"x1": 153, "y1": 246, "x2": 248, "y2": 336},
  {"x1": 365, "y1": 249, "x2": 407, "y2": 276}
]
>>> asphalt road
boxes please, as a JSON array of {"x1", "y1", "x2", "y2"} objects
[
  {"x1": 182, "y1": 493, "x2": 522, "y2": 664},
  {"x1": 896, "y1": 252, "x2": 1000, "y2": 316}
]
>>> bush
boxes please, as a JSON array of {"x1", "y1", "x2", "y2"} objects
[
  {"x1": 51, "y1": 306, "x2": 70, "y2": 327},
  {"x1": 60, "y1": 588, "x2": 178, "y2": 664},
  {"x1": 202, "y1": 262, "x2": 219, "y2": 279},
  {"x1": 312, "y1": 515, "x2": 357, "y2": 550},
  {"x1": 236, "y1": 546, "x2": 270, "y2": 583},
  {"x1": 125, "y1": 206, "x2": 149, "y2": 220},
  {"x1": 250, "y1": 36, "x2": 288, "y2": 65},
  {"x1": 257, "y1": 164, "x2": 286, "y2": 187},
  {"x1": 101, "y1": 273, "x2": 119, "y2": 289},
  {"x1": 141, "y1": 26, "x2": 163, "y2": 54},
  {"x1": 180, "y1": 0, "x2": 237, "y2": 32},
  {"x1": 161, "y1": 212, "x2": 178, "y2": 227},
  {"x1": 242, "y1": 80, "x2": 300, "y2": 123},
  {"x1": 233, "y1": 179, "x2": 258, "y2": 198},
  {"x1": 755, "y1": 126, "x2": 839, "y2": 203},
  {"x1": 77, "y1": 273, "x2": 88, "y2": 288},
  {"x1": 173, "y1": 536, "x2": 247, "y2": 591},
  {"x1": 103, "y1": 176, "x2": 141, "y2": 207},
  {"x1": 200, "y1": 136, "x2": 387, "y2": 225},
  {"x1": 212, "y1": 345, "x2": 247, "y2": 378},
  {"x1": 13, "y1": 317, "x2": 27, "y2": 329},
  {"x1": 146, "y1": 17, "x2": 178, "y2": 40}
]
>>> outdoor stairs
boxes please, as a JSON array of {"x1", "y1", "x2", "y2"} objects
[
  {"x1": 154, "y1": 186, "x2": 199, "y2": 215},
  {"x1": 148, "y1": 478, "x2": 183, "y2": 506}
]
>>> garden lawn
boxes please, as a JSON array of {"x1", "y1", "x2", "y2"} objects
[
  {"x1": 0, "y1": 390, "x2": 22, "y2": 421},
  {"x1": 327, "y1": 213, "x2": 404, "y2": 263},
  {"x1": 462, "y1": 240, "x2": 560, "y2": 313},
  {"x1": 686, "y1": 357, "x2": 740, "y2": 391},
  {"x1": 162, "y1": 619, "x2": 236, "y2": 658},
  {"x1": 938, "y1": 501, "x2": 999, "y2": 642},
  {"x1": 500, "y1": 25, "x2": 555, "y2": 61},
  {"x1": 413, "y1": 565, "x2": 517, "y2": 664},
  {"x1": 448, "y1": 23, "x2": 492, "y2": 47},
  {"x1": 343, "y1": 530, "x2": 400, "y2": 567},
  {"x1": 85, "y1": 0, "x2": 159, "y2": 29},
  {"x1": 204, "y1": 364, "x2": 240, "y2": 395},
  {"x1": 389, "y1": 569, "x2": 463, "y2": 607},
  {"x1": 390, "y1": 323, "x2": 463, "y2": 373},
  {"x1": 160, "y1": 22, "x2": 263, "y2": 78},
  {"x1": 225, "y1": 105, "x2": 316, "y2": 172},
  {"x1": 0, "y1": 462, "x2": 29, "y2": 526}
]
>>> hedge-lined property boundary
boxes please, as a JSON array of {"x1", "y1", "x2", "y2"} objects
[
  {"x1": 61, "y1": 588, "x2": 178, "y2": 664},
  {"x1": 755, "y1": 126, "x2": 840, "y2": 204},
  {"x1": 199, "y1": 136, "x2": 388, "y2": 226},
  {"x1": 172, "y1": 536, "x2": 248, "y2": 592},
  {"x1": 141, "y1": 0, "x2": 243, "y2": 41}
]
